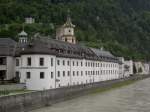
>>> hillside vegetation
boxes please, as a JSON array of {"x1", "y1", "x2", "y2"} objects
[{"x1": 0, "y1": 0, "x2": 150, "y2": 60}]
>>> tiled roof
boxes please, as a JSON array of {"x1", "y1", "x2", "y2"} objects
[
  {"x1": 0, "y1": 37, "x2": 120, "y2": 63},
  {"x1": 90, "y1": 48, "x2": 114, "y2": 57},
  {"x1": 0, "y1": 38, "x2": 17, "y2": 56},
  {"x1": 90, "y1": 48, "x2": 119, "y2": 63},
  {"x1": 20, "y1": 36, "x2": 97, "y2": 60}
]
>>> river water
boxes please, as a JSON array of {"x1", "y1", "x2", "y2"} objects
[{"x1": 31, "y1": 78, "x2": 150, "y2": 112}]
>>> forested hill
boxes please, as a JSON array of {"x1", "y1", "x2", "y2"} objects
[{"x1": 0, "y1": 0, "x2": 150, "y2": 60}]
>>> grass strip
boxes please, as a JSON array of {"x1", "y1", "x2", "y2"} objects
[{"x1": 0, "y1": 89, "x2": 34, "y2": 96}]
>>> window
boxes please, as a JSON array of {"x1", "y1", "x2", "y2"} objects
[
  {"x1": 57, "y1": 71, "x2": 60, "y2": 77},
  {"x1": 16, "y1": 59, "x2": 19, "y2": 66},
  {"x1": 51, "y1": 58, "x2": 53, "y2": 66},
  {"x1": 27, "y1": 57, "x2": 31, "y2": 66},
  {"x1": 39, "y1": 58, "x2": 44, "y2": 66},
  {"x1": 88, "y1": 62, "x2": 90, "y2": 67},
  {"x1": 0, "y1": 57, "x2": 6, "y2": 65},
  {"x1": 63, "y1": 71, "x2": 65, "y2": 77},
  {"x1": 73, "y1": 71, "x2": 75, "y2": 76},
  {"x1": 65, "y1": 38, "x2": 67, "y2": 42},
  {"x1": 63, "y1": 60, "x2": 65, "y2": 65},
  {"x1": 26, "y1": 72, "x2": 30, "y2": 79},
  {"x1": 67, "y1": 61, "x2": 70, "y2": 66},
  {"x1": 15, "y1": 71, "x2": 20, "y2": 78},
  {"x1": 68, "y1": 71, "x2": 70, "y2": 76},
  {"x1": 72, "y1": 39, "x2": 74, "y2": 43},
  {"x1": 81, "y1": 62, "x2": 83, "y2": 66},
  {"x1": 57, "y1": 60, "x2": 60, "y2": 65},
  {"x1": 40, "y1": 72, "x2": 44, "y2": 79},
  {"x1": 73, "y1": 61, "x2": 74, "y2": 66},
  {"x1": 81, "y1": 71, "x2": 83, "y2": 76},
  {"x1": 51, "y1": 72, "x2": 53, "y2": 78},
  {"x1": 0, "y1": 70, "x2": 6, "y2": 79},
  {"x1": 85, "y1": 62, "x2": 87, "y2": 66},
  {"x1": 77, "y1": 61, "x2": 78, "y2": 66}
]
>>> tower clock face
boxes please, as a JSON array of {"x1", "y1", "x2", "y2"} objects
[
  {"x1": 64, "y1": 28, "x2": 74, "y2": 35},
  {"x1": 68, "y1": 29, "x2": 72, "y2": 34}
]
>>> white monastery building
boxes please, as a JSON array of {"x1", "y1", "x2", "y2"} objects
[
  {"x1": 134, "y1": 62, "x2": 150, "y2": 75},
  {"x1": 0, "y1": 16, "x2": 149, "y2": 90}
]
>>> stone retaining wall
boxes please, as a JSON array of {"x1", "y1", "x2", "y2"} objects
[{"x1": 0, "y1": 75, "x2": 149, "y2": 112}]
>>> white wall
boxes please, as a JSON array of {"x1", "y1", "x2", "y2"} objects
[
  {"x1": 20, "y1": 54, "x2": 56, "y2": 90},
  {"x1": 124, "y1": 60, "x2": 133, "y2": 77},
  {"x1": 6, "y1": 56, "x2": 15, "y2": 80},
  {"x1": 143, "y1": 63, "x2": 150, "y2": 74},
  {"x1": 19, "y1": 54, "x2": 120, "y2": 90}
]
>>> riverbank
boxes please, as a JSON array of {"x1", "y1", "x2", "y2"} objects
[
  {"x1": 0, "y1": 75, "x2": 149, "y2": 112},
  {"x1": 92, "y1": 79, "x2": 138, "y2": 94}
]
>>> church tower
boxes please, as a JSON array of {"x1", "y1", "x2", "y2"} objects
[
  {"x1": 56, "y1": 11, "x2": 76, "y2": 44},
  {"x1": 18, "y1": 26, "x2": 28, "y2": 44}
]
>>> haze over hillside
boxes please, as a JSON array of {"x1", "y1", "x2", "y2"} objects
[{"x1": 0, "y1": 0, "x2": 150, "y2": 60}]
